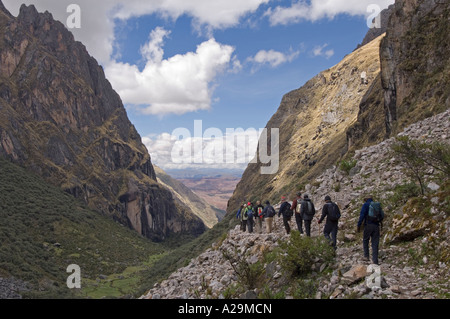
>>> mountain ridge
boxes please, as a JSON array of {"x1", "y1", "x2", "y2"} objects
[{"x1": 0, "y1": 1, "x2": 205, "y2": 241}]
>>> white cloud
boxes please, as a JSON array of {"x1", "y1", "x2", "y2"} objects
[
  {"x1": 105, "y1": 36, "x2": 235, "y2": 115},
  {"x1": 312, "y1": 43, "x2": 334, "y2": 59},
  {"x1": 3, "y1": 0, "x2": 259, "y2": 116},
  {"x1": 143, "y1": 127, "x2": 262, "y2": 170},
  {"x1": 3, "y1": 0, "x2": 269, "y2": 64},
  {"x1": 248, "y1": 49, "x2": 300, "y2": 69},
  {"x1": 266, "y1": 0, "x2": 395, "y2": 26},
  {"x1": 140, "y1": 27, "x2": 171, "y2": 63}
]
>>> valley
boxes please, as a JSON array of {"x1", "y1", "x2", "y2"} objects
[{"x1": 0, "y1": 0, "x2": 448, "y2": 301}]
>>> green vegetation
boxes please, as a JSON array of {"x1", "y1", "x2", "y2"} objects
[
  {"x1": 391, "y1": 136, "x2": 450, "y2": 194},
  {"x1": 137, "y1": 212, "x2": 237, "y2": 295},
  {"x1": 0, "y1": 157, "x2": 164, "y2": 298},
  {"x1": 0, "y1": 156, "x2": 239, "y2": 298},
  {"x1": 338, "y1": 159, "x2": 358, "y2": 176},
  {"x1": 278, "y1": 231, "x2": 335, "y2": 278}
]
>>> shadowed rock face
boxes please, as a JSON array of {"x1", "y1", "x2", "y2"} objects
[{"x1": 0, "y1": 3, "x2": 205, "y2": 241}]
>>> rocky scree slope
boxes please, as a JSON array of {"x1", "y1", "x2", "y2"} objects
[
  {"x1": 142, "y1": 109, "x2": 449, "y2": 299},
  {"x1": 0, "y1": 2, "x2": 205, "y2": 240}
]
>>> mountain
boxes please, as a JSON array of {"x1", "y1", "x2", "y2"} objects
[
  {"x1": 142, "y1": 110, "x2": 449, "y2": 300},
  {"x1": 227, "y1": 0, "x2": 450, "y2": 215},
  {"x1": 154, "y1": 165, "x2": 224, "y2": 229},
  {"x1": 348, "y1": 0, "x2": 450, "y2": 152},
  {"x1": 0, "y1": 156, "x2": 166, "y2": 298},
  {"x1": 227, "y1": 33, "x2": 384, "y2": 212},
  {"x1": 141, "y1": 0, "x2": 449, "y2": 299},
  {"x1": 0, "y1": 2, "x2": 205, "y2": 241}
]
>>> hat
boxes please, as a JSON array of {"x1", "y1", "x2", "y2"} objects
[
  {"x1": 265, "y1": 200, "x2": 270, "y2": 205},
  {"x1": 297, "y1": 192, "x2": 302, "y2": 197},
  {"x1": 303, "y1": 194, "x2": 309, "y2": 199},
  {"x1": 324, "y1": 195, "x2": 331, "y2": 201},
  {"x1": 247, "y1": 202, "x2": 252, "y2": 206}
]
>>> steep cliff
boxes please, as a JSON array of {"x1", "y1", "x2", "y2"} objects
[
  {"x1": 0, "y1": 3, "x2": 204, "y2": 241},
  {"x1": 348, "y1": 0, "x2": 450, "y2": 151},
  {"x1": 228, "y1": 0, "x2": 450, "y2": 215}
]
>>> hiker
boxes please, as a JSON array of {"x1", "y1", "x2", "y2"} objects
[
  {"x1": 318, "y1": 195, "x2": 341, "y2": 250},
  {"x1": 237, "y1": 203, "x2": 248, "y2": 232},
  {"x1": 278, "y1": 196, "x2": 292, "y2": 234},
  {"x1": 290, "y1": 192, "x2": 304, "y2": 234},
  {"x1": 255, "y1": 200, "x2": 265, "y2": 233},
  {"x1": 300, "y1": 194, "x2": 316, "y2": 237},
  {"x1": 261, "y1": 200, "x2": 276, "y2": 233},
  {"x1": 357, "y1": 196, "x2": 384, "y2": 265},
  {"x1": 246, "y1": 202, "x2": 255, "y2": 233}
]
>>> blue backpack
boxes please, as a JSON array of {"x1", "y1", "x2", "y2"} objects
[{"x1": 368, "y1": 202, "x2": 384, "y2": 222}]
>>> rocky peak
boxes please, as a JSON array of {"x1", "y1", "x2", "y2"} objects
[
  {"x1": 0, "y1": 1, "x2": 12, "y2": 18},
  {"x1": 0, "y1": 1, "x2": 205, "y2": 241}
]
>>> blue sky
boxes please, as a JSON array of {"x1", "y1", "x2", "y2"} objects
[{"x1": 3, "y1": 0, "x2": 394, "y2": 172}]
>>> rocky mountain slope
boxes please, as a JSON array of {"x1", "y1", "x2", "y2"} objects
[
  {"x1": 140, "y1": 0, "x2": 449, "y2": 300},
  {"x1": 154, "y1": 165, "x2": 223, "y2": 229},
  {"x1": 227, "y1": 0, "x2": 449, "y2": 217},
  {"x1": 0, "y1": 2, "x2": 204, "y2": 241},
  {"x1": 228, "y1": 33, "x2": 384, "y2": 211},
  {"x1": 142, "y1": 109, "x2": 449, "y2": 299}
]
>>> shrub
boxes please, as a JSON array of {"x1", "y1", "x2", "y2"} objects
[
  {"x1": 339, "y1": 159, "x2": 357, "y2": 175},
  {"x1": 221, "y1": 248, "x2": 265, "y2": 290},
  {"x1": 278, "y1": 231, "x2": 335, "y2": 278}
]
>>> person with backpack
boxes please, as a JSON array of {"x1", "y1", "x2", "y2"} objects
[
  {"x1": 237, "y1": 203, "x2": 248, "y2": 232},
  {"x1": 357, "y1": 196, "x2": 384, "y2": 265},
  {"x1": 261, "y1": 200, "x2": 276, "y2": 233},
  {"x1": 318, "y1": 195, "x2": 340, "y2": 250},
  {"x1": 300, "y1": 194, "x2": 316, "y2": 237},
  {"x1": 245, "y1": 202, "x2": 255, "y2": 233},
  {"x1": 255, "y1": 201, "x2": 264, "y2": 233},
  {"x1": 278, "y1": 196, "x2": 292, "y2": 234},
  {"x1": 290, "y1": 192, "x2": 304, "y2": 234}
]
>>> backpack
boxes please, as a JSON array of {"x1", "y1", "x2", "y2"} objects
[
  {"x1": 304, "y1": 201, "x2": 315, "y2": 216},
  {"x1": 296, "y1": 199, "x2": 302, "y2": 213},
  {"x1": 368, "y1": 202, "x2": 384, "y2": 223},
  {"x1": 280, "y1": 202, "x2": 292, "y2": 218},
  {"x1": 328, "y1": 202, "x2": 341, "y2": 222},
  {"x1": 267, "y1": 206, "x2": 276, "y2": 218}
]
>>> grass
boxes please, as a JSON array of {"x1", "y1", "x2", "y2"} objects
[{"x1": 0, "y1": 157, "x2": 165, "y2": 298}]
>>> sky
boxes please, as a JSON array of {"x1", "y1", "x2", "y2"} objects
[{"x1": 3, "y1": 0, "x2": 394, "y2": 173}]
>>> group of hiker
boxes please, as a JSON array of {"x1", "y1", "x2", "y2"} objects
[{"x1": 236, "y1": 193, "x2": 384, "y2": 265}]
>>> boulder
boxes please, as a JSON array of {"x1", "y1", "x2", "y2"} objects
[{"x1": 341, "y1": 265, "x2": 368, "y2": 285}]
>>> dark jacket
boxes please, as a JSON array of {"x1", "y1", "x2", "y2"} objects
[
  {"x1": 262, "y1": 204, "x2": 276, "y2": 218},
  {"x1": 358, "y1": 199, "x2": 381, "y2": 227},
  {"x1": 300, "y1": 199, "x2": 316, "y2": 221},
  {"x1": 319, "y1": 201, "x2": 340, "y2": 224},
  {"x1": 278, "y1": 201, "x2": 292, "y2": 218}
]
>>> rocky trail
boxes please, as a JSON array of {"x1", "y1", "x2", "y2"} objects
[{"x1": 142, "y1": 110, "x2": 449, "y2": 300}]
